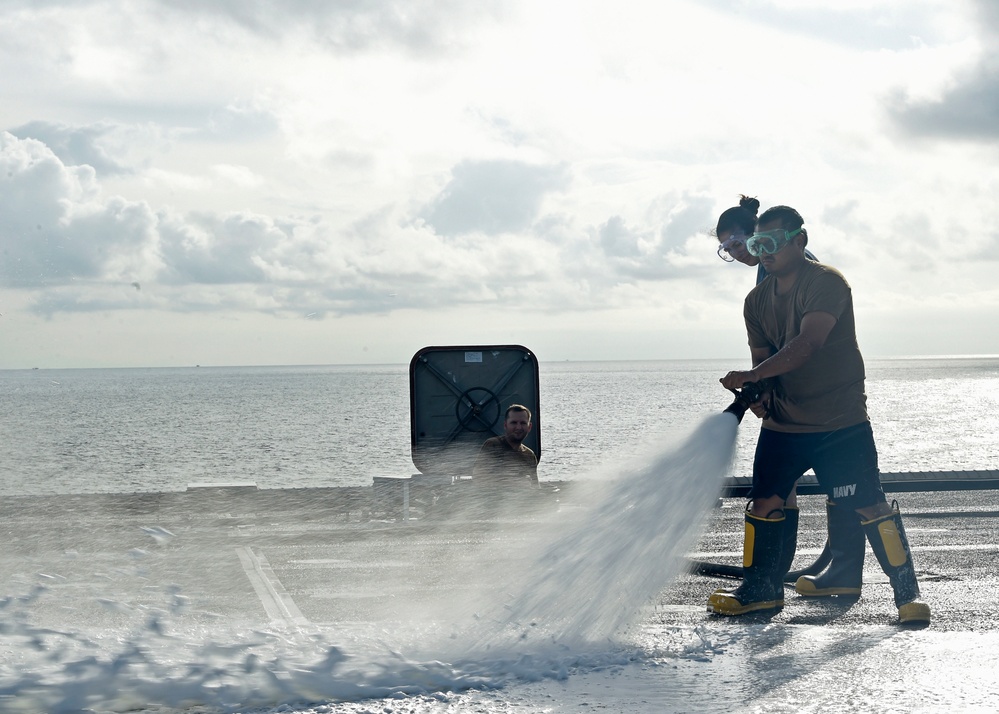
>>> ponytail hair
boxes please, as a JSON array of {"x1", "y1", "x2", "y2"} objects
[{"x1": 714, "y1": 194, "x2": 760, "y2": 237}]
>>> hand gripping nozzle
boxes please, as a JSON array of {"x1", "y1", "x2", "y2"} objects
[{"x1": 723, "y1": 381, "x2": 763, "y2": 423}]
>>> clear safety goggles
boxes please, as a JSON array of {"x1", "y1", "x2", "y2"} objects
[
  {"x1": 746, "y1": 228, "x2": 802, "y2": 257},
  {"x1": 716, "y1": 234, "x2": 747, "y2": 262}
]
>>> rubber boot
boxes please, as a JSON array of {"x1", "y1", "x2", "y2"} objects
[
  {"x1": 862, "y1": 504, "x2": 931, "y2": 625},
  {"x1": 773, "y1": 506, "x2": 799, "y2": 606},
  {"x1": 714, "y1": 506, "x2": 797, "y2": 604},
  {"x1": 707, "y1": 511, "x2": 784, "y2": 616},
  {"x1": 796, "y1": 500, "x2": 865, "y2": 597}
]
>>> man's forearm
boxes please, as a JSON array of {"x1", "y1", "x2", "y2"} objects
[{"x1": 749, "y1": 334, "x2": 822, "y2": 382}]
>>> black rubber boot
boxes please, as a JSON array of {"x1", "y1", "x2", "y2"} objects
[
  {"x1": 773, "y1": 506, "x2": 799, "y2": 606},
  {"x1": 863, "y1": 503, "x2": 931, "y2": 625},
  {"x1": 715, "y1": 506, "x2": 796, "y2": 603},
  {"x1": 707, "y1": 511, "x2": 784, "y2": 616},
  {"x1": 796, "y1": 500, "x2": 865, "y2": 597}
]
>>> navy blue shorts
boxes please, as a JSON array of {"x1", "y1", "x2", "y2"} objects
[{"x1": 749, "y1": 421, "x2": 886, "y2": 509}]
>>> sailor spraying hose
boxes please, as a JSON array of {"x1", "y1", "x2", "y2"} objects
[
  {"x1": 704, "y1": 205, "x2": 929, "y2": 625},
  {"x1": 712, "y1": 195, "x2": 861, "y2": 592}
]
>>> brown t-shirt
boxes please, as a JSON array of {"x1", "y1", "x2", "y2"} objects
[
  {"x1": 744, "y1": 261, "x2": 869, "y2": 433},
  {"x1": 472, "y1": 436, "x2": 539, "y2": 486}
]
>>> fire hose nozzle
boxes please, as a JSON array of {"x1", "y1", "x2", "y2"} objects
[{"x1": 723, "y1": 381, "x2": 763, "y2": 423}]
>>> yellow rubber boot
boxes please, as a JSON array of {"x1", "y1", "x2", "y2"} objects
[
  {"x1": 715, "y1": 506, "x2": 797, "y2": 606},
  {"x1": 862, "y1": 504, "x2": 930, "y2": 625},
  {"x1": 707, "y1": 511, "x2": 784, "y2": 616}
]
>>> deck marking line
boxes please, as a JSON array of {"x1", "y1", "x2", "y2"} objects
[{"x1": 236, "y1": 546, "x2": 310, "y2": 626}]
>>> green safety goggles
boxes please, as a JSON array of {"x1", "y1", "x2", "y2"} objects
[{"x1": 746, "y1": 228, "x2": 802, "y2": 256}]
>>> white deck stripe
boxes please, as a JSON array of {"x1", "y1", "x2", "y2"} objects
[{"x1": 236, "y1": 546, "x2": 309, "y2": 626}]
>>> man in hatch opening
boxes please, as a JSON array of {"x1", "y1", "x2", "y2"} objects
[{"x1": 472, "y1": 404, "x2": 539, "y2": 489}]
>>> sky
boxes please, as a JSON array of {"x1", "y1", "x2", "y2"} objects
[{"x1": 2, "y1": 0, "x2": 998, "y2": 368}]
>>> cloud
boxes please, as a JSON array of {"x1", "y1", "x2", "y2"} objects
[
  {"x1": 591, "y1": 191, "x2": 717, "y2": 282},
  {"x1": 652, "y1": 192, "x2": 716, "y2": 253},
  {"x1": 203, "y1": 102, "x2": 281, "y2": 142},
  {"x1": 0, "y1": 0, "x2": 506, "y2": 53},
  {"x1": 700, "y1": 0, "x2": 947, "y2": 52},
  {"x1": 8, "y1": 121, "x2": 133, "y2": 176},
  {"x1": 599, "y1": 215, "x2": 644, "y2": 258},
  {"x1": 420, "y1": 159, "x2": 570, "y2": 237},
  {"x1": 156, "y1": 0, "x2": 508, "y2": 56},
  {"x1": 887, "y1": 0, "x2": 999, "y2": 140},
  {"x1": 888, "y1": 65, "x2": 999, "y2": 140},
  {"x1": 1, "y1": 132, "x2": 581, "y2": 317},
  {"x1": 0, "y1": 132, "x2": 157, "y2": 288},
  {"x1": 158, "y1": 212, "x2": 285, "y2": 285},
  {"x1": 210, "y1": 164, "x2": 265, "y2": 188},
  {"x1": 0, "y1": 131, "x2": 310, "y2": 301}
]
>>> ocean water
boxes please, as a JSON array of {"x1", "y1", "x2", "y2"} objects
[{"x1": 1, "y1": 357, "x2": 997, "y2": 496}]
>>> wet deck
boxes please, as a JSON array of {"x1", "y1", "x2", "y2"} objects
[
  {"x1": 3, "y1": 481, "x2": 996, "y2": 633},
  {"x1": 2, "y1": 481, "x2": 998, "y2": 712}
]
